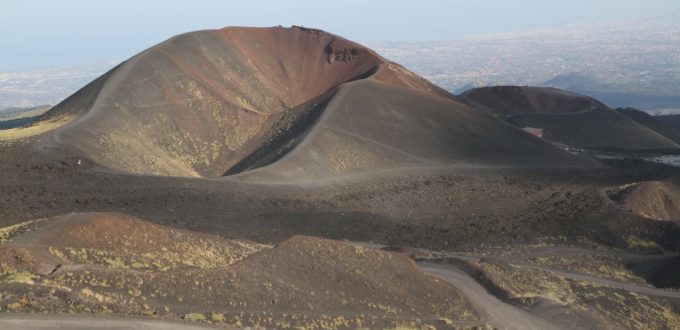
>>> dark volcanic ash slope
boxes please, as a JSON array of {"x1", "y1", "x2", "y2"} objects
[
  {"x1": 461, "y1": 86, "x2": 610, "y2": 116},
  {"x1": 460, "y1": 86, "x2": 680, "y2": 151},
  {"x1": 31, "y1": 26, "x2": 593, "y2": 179},
  {"x1": 236, "y1": 79, "x2": 594, "y2": 181},
  {"x1": 617, "y1": 107, "x2": 680, "y2": 145}
]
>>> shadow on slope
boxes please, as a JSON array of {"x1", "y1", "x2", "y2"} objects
[
  {"x1": 233, "y1": 80, "x2": 598, "y2": 182},
  {"x1": 627, "y1": 256, "x2": 680, "y2": 289}
]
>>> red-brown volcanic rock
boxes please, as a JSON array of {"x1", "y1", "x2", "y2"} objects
[{"x1": 33, "y1": 27, "x2": 594, "y2": 179}]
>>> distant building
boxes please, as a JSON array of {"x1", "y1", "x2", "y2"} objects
[{"x1": 522, "y1": 127, "x2": 543, "y2": 138}]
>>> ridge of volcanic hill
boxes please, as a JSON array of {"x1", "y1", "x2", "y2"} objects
[
  {"x1": 35, "y1": 26, "x2": 449, "y2": 177},
  {"x1": 234, "y1": 79, "x2": 598, "y2": 181},
  {"x1": 609, "y1": 179, "x2": 680, "y2": 222},
  {"x1": 28, "y1": 26, "x2": 595, "y2": 179},
  {"x1": 460, "y1": 86, "x2": 680, "y2": 151},
  {"x1": 460, "y1": 86, "x2": 610, "y2": 116}
]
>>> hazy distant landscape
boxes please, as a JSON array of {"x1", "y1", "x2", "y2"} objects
[
  {"x1": 372, "y1": 12, "x2": 680, "y2": 111},
  {"x1": 0, "y1": 61, "x2": 117, "y2": 110},
  {"x1": 3, "y1": 14, "x2": 680, "y2": 113}
]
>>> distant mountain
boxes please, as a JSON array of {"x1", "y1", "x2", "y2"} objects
[{"x1": 543, "y1": 73, "x2": 603, "y2": 92}]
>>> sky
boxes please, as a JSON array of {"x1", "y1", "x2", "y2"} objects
[{"x1": 2, "y1": 0, "x2": 679, "y2": 71}]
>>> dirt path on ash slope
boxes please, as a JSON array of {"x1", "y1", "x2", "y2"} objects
[
  {"x1": 360, "y1": 243, "x2": 680, "y2": 328},
  {"x1": 0, "y1": 314, "x2": 224, "y2": 330},
  {"x1": 418, "y1": 262, "x2": 561, "y2": 330},
  {"x1": 450, "y1": 247, "x2": 680, "y2": 300}
]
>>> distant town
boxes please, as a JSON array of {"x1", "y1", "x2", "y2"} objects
[{"x1": 371, "y1": 14, "x2": 680, "y2": 111}]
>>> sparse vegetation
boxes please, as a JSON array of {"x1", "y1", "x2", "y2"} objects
[
  {"x1": 0, "y1": 214, "x2": 479, "y2": 328},
  {"x1": 626, "y1": 235, "x2": 663, "y2": 253},
  {"x1": 528, "y1": 255, "x2": 649, "y2": 285},
  {"x1": 0, "y1": 115, "x2": 74, "y2": 142},
  {"x1": 469, "y1": 258, "x2": 680, "y2": 329}
]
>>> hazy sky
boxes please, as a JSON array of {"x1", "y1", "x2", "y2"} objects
[{"x1": 2, "y1": 0, "x2": 679, "y2": 71}]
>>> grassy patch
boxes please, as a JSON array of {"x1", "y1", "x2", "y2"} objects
[
  {"x1": 0, "y1": 219, "x2": 45, "y2": 244},
  {"x1": 0, "y1": 115, "x2": 74, "y2": 141},
  {"x1": 626, "y1": 235, "x2": 663, "y2": 253}
]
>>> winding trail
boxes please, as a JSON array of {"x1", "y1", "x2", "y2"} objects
[
  {"x1": 357, "y1": 242, "x2": 680, "y2": 328},
  {"x1": 514, "y1": 263, "x2": 680, "y2": 299},
  {"x1": 440, "y1": 246, "x2": 680, "y2": 299},
  {"x1": 0, "y1": 314, "x2": 222, "y2": 330},
  {"x1": 490, "y1": 246, "x2": 672, "y2": 262},
  {"x1": 419, "y1": 262, "x2": 561, "y2": 330}
]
